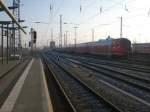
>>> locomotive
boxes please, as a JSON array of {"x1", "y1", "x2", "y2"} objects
[{"x1": 62, "y1": 37, "x2": 131, "y2": 56}]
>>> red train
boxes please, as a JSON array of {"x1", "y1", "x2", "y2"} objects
[
  {"x1": 132, "y1": 43, "x2": 150, "y2": 54},
  {"x1": 61, "y1": 37, "x2": 131, "y2": 56}
]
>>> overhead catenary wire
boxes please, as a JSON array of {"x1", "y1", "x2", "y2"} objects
[
  {"x1": 79, "y1": 0, "x2": 99, "y2": 13},
  {"x1": 44, "y1": 0, "x2": 65, "y2": 39},
  {"x1": 80, "y1": 10, "x2": 148, "y2": 37},
  {"x1": 78, "y1": 0, "x2": 146, "y2": 37},
  {"x1": 79, "y1": 0, "x2": 126, "y2": 24},
  {"x1": 42, "y1": 0, "x2": 149, "y2": 45},
  {"x1": 45, "y1": 0, "x2": 136, "y2": 41},
  {"x1": 79, "y1": 0, "x2": 138, "y2": 25},
  {"x1": 42, "y1": 0, "x2": 55, "y2": 39}
]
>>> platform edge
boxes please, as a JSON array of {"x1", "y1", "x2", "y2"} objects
[{"x1": 40, "y1": 59, "x2": 54, "y2": 112}]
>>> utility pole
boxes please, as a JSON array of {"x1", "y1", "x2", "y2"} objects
[
  {"x1": 74, "y1": 27, "x2": 78, "y2": 47},
  {"x1": 30, "y1": 28, "x2": 33, "y2": 55},
  {"x1": 65, "y1": 31, "x2": 68, "y2": 47},
  {"x1": 18, "y1": 0, "x2": 22, "y2": 58},
  {"x1": 51, "y1": 28, "x2": 53, "y2": 41},
  {"x1": 59, "y1": 15, "x2": 62, "y2": 48},
  {"x1": 92, "y1": 29, "x2": 94, "y2": 42},
  {"x1": 120, "y1": 16, "x2": 123, "y2": 38},
  {"x1": 1, "y1": 24, "x2": 4, "y2": 64},
  {"x1": 64, "y1": 33, "x2": 66, "y2": 47}
]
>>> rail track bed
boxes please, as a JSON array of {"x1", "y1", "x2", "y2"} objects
[
  {"x1": 65, "y1": 55, "x2": 150, "y2": 73},
  {"x1": 43, "y1": 52, "x2": 150, "y2": 112},
  {"x1": 42, "y1": 58, "x2": 74, "y2": 112},
  {"x1": 43, "y1": 54, "x2": 121, "y2": 112},
  {"x1": 55, "y1": 52, "x2": 150, "y2": 72},
  {"x1": 57, "y1": 54, "x2": 150, "y2": 102},
  {"x1": 61, "y1": 52, "x2": 150, "y2": 66},
  {"x1": 127, "y1": 54, "x2": 150, "y2": 65}
]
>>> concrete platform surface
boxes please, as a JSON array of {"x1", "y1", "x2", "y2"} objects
[{"x1": 0, "y1": 58, "x2": 53, "y2": 112}]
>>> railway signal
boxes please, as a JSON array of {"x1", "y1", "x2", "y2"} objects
[{"x1": 33, "y1": 31, "x2": 37, "y2": 43}]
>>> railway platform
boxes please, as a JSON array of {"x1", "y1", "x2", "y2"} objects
[{"x1": 0, "y1": 58, "x2": 53, "y2": 112}]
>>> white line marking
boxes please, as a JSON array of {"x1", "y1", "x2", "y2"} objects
[
  {"x1": 0, "y1": 59, "x2": 34, "y2": 112},
  {"x1": 40, "y1": 59, "x2": 53, "y2": 112}
]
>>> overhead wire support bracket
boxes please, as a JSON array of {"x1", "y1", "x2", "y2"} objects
[
  {"x1": 0, "y1": 0, "x2": 26, "y2": 34},
  {"x1": 0, "y1": 6, "x2": 18, "y2": 12}
]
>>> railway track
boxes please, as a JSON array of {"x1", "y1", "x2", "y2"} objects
[
  {"x1": 60, "y1": 52, "x2": 150, "y2": 67},
  {"x1": 0, "y1": 58, "x2": 31, "y2": 107},
  {"x1": 119, "y1": 58, "x2": 150, "y2": 66},
  {"x1": 126, "y1": 54, "x2": 150, "y2": 65},
  {"x1": 43, "y1": 54, "x2": 121, "y2": 112},
  {"x1": 42, "y1": 59, "x2": 74, "y2": 112},
  {"x1": 60, "y1": 56, "x2": 150, "y2": 102},
  {"x1": 69, "y1": 56, "x2": 150, "y2": 73},
  {"x1": 53, "y1": 53, "x2": 150, "y2": 82},
  {"x1": 54, "y1": 53, "x2": 150, "y2": 84},
  {"x1": 44, "y1": 52, "x2": 150, "y2": 112},
  {"x1": 55, "y1": 52, "x2": 150, "y2": 73},
  {"x1": 64, "y1": 57, "x2": 150, "y2": 83}
]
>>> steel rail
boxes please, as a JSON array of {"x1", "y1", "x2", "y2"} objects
[
  {"x1": 45, "y1": 54, "x2": 122, "y2": 112},
  {"x1": 0, "y1": 0, "x2": 26, "y2": 34}
]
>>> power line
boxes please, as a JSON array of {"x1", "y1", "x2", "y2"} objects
[
  {"x1": 79, "y1": 0, "x2": 139, "y2": 25},
  {"x1": 44, "y1": 0, "x2": 65, "y2": 39},
  {"x1": 79, "y1": 0, "x2": 126, "y2": 24},
  {"x1": 80, "y1": 0, "x2": 99, "y2": 13},
  {"x1": 43, "y1": 0, "x2": 55, "y2": 38},
  {"x1": 78, "y1": 0, "x2": 142, "y2": 36}
]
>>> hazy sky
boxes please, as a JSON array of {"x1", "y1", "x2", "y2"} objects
[{"x1": 1, "y1": 0, "x2": 150, "y2": 47}]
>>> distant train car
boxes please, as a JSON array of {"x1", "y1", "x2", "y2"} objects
[
  {"x1": 62, "y1": 37, "x2": 131, "y2": 56},
  {"x1": 132, "y1": 43, "x2": 150, "y2": 54}
]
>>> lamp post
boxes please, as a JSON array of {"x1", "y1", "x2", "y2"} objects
[
  {"x1": 47, "y1": 39, "x2": 51, "y2": 47},
  {"x1": 119, "y1": 17, "x2": 123, "y2": 38},
  {"x1": 91, "y1": 29, "x2": 94, "y2": 42},
  {"x1": 65, "y1": 31, "x2": 68, "y2": 47},
  {"x1": 64, "y1": 22, "x2": 79, "y2": 47},
  {"x1": 74, "y1": 26, "x2": 78, "y2": 47},
  {"x1": 34, "y1": 21, "x2": 52, "y2": 47},
  {"x1": 59, "y1": 15, "x2": 62, "y2": 48}
]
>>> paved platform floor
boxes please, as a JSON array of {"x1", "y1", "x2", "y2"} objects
[
  {"x1": 0, "y1": 60, "x2": 20, "y2": 77},
  {"x1": 0, "y1": 58, "x2": 53, "y2": 112}
]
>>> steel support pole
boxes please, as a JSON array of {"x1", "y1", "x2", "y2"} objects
[
  {"x1": 120, "y1": 17, "x2": 123, "y2": 38},
  {"x1": 74, "y1": 27, "x2": 78, "y2": 48},
  {"x1": 6, "y1": 24, "x2": 9, "y2": 64},
  {"x1": 1, "y1": 24, "x2": 3, "y2": 64},
  {"x1": 92, "y1": 29, "x2": 94, "y2": 42},
  {"x1": 66, "y1": 31, "x2": 68, "y2": 47},
  {"x1": 51, "y1": 28, "x2": 53, "y2": 42},
  {"x1": 13, "y1": 29, "x2": 15, "y2": 58},
  {"x1": 10, "y1": 33, "x2": 13, "y2": 58},
  {"x1": 64, "y1": 33, "x2": 66, "y2": 47},
  {"x1": 59, "y1": 15, "x2": 62, "y2": 48}
]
